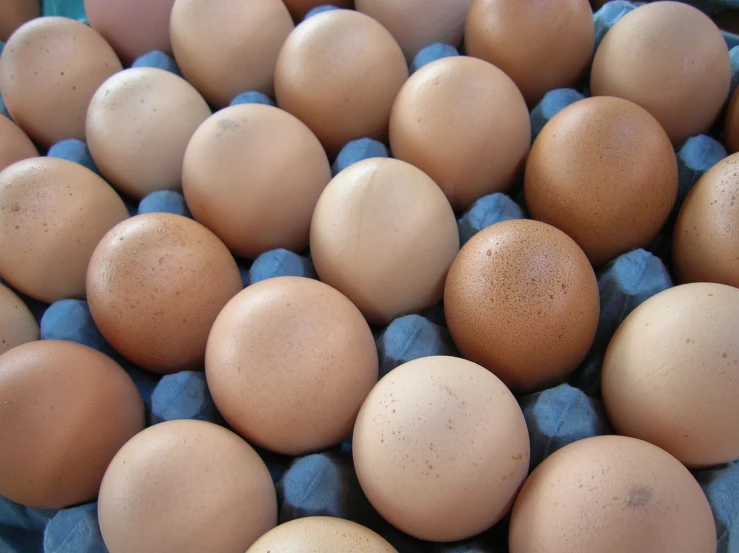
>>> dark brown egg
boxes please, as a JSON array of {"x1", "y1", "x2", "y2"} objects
[
  {"x1": 723, "y1": 87, "x2": 739, "y2": 154},
  {"x1": 282, "y1": 0, "x2": 353, "y2": 21},
  {"x1": 0, "y1": 114, "x2": 38, "y2": 173},
  {"x1": 0, "y1": 0, "x2": 39, "y2": 42}
]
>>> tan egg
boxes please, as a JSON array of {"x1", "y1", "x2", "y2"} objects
[
  {"x1": 84, "y1": 0, "x2": 176, "y2": 65},
  {"x1": 673, "y1": 153, "x2": 739, "y2": 287},
  {"x1": 182, "y1": 104, "x2": 331, "y2": 259},
  {"x1": 282, "y1": 0, "x2": 353, "y2": 21},
  {"x1": 602, "y1": 283, "x2": 739, "y2": 468},
  {"x1": 464, "y1": 0, "x2": 594, "y2": 106},
  {"x1": 0, "y1": 17, "x2": 122, "y2": 148},
  {"x1": 0, "y1": 283, "x2": 38, "y2": 353},
  {"x1": 86, "y1": 213, "x2": 242, "y2": 374},
  {"x1": 590, "y1": 1, "x2": 730, "y2": 145},
  {"x1": 247, "y1": 517, "x2": 397, "y2": 553},
  {"x1": 0, "y1": 340, "x2": 144, "y2": 509},
  {"x1": 353, "y1": 356, "x2": 530, "y2": 542},
  {"x1": 170, "y1": 0, "x2": 293, "y2": 107},
  {"x1": 0, "y1": 157, "x2": 129, "y2": 303},
  {"x1": 310, "y1": 158, "x2": 459, "y2": 325},
  {"x1": 86, "y1": 67, "x2": 211, "y2": 200},
  {"x1": 724, "y1": 87, "x2": 739, "y2": 154},
  {"x1": 355, "y1": 0, "x2": 471, "y2": 61},
  {"x1": 524, "y1": 96, "x2": 677, "y2": 266},
  {"x1": 274, "y1": 10, "x2": 408, "y2": 157},
  {"x1": 509, "y1": 436, "x2": 717, "y2": 553},
  {"x1": 0, "y1": 0, "x2": 39, "y2": 42},
  {"x1": 206, "y1": 277, "x2": 378, "y2": 456},
  {"x1": 444, "y1": 219, "x2": 599, "y2": 393},
  {"x1": 0, "y1": 115, "x2": 38, "y2": 173},
  {"x1": 98, "y1": 420, "x2": 277, "y2": 553},
  {"x1": 389, "y1": 56, "x2": 530, "y2": 211}
]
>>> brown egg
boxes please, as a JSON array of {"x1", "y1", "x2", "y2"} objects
[
  {"x1": 274, "y1": 10, "x2": 408, "y2": 157},
  {"x1": 98, "y1": 420, "x2": 277, "y2": 553},
  {"x1": 170, "y1": 0, "x2": 294, "y2": 107},
  {"x1": 723, "y1": 87, "x2": 739, "y2": 154},
  {"x1": 282, "y1": 0, "x2": 353, "y2": 21},
  {"x1": 353, "y1": 356, "x2": 530, "y2": 542},
  {"x1": 0, "y1": 283, "x2": 38, "y2": 353},
  {"x1": 0, "y1": 114, "x2": 38, "y2": 173},
  {"x1": 84, "y1": 0, "x2": 176, "y2": 65},
  {"x1": 602, "y1": 283, "x2": 739, "y2": 468},
  {"x1": 389, "y1": 56, "x2": 530, "y2": 211},
  {"x1": 0, "y1": 157, "x2": 129, "y2": 303},
  {"x1": 524, "y1": 96, "x2": 677, "y2": 266},
  {"x1": 509, "y1": 436, "x2": 717, "y2": 553},
  {"x1": 444, "y1": 219, "x2": 599, "y2": 393},
  {"x1": 86, "y1": 67, "x2": 211, "y2": 200},
  {"x1": 590, "y1": 1, "x2": 730, "y2": 145},
  {"x1": 0, "y1": 340, "x2": 144, "y2": 509},
  {"x1": 310, "y1": 158, "x2": 459, "y2": 325},
  {"x1": 464, "y1": 0, "x2": 594, "y2": 106},
  {"x1": 247, "y1": 517, "x2": 397, "y2": 553},
  {"x1": 0, "y1": 17, "x2": 122, "y2": 148},
  {"x1": 182, "y1": 104, "x2": 331, "y2": 259},
  {"x1": 355, "y1": 0, "x2": 471, "y2": 61},
  {"x1": 206, "y1": 277, "x2": 378, "y2": 455},
  {"x1": 86, "y1": 213, "x2": 243, "y2": 374},
  {"x1": 0, "y1": 0, "x2": 39, "y2": 42}
]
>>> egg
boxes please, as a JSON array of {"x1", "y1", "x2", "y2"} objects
[
  {"x1": 444, "y1": 219, "x2": 599, "y2": 393},
  {"x1": 464, "y1": 0, "x2": 594, "y2": 106},
  {"x1": 0, "y1": 283, "x2": 38, "y2": 353},
  {"x1": 353, "y1": 356, "x2": 530, "y2": 542},
  {"x1": 86, "y1": 67, "x2": 211, "y2": 200},
  {"x1": 509, "y1": 436, "x2": 717, "y2": 553},
  {"x1": 84, "y1": 0, "x2": 176, "y2": 64},
  {"x1": 590, "y1": 1, "x2": 731, "y2": 145},
  {"x1": 0, "y1": 340, "x2": 144, "y2": 509},
  {"x1": 0, "y1": 0, "x2": 39, "y2": 42},
  {"x1": 282, "y1": 0, "x2": 353, "y2": 21},
  {"x1": 0, "y1": 114, "x2": 38, "y2": 173},
  {"x1": 182, "y1": 104, "x2": 331, "y2": 259},
  {"x1": 0, "y1": 157, "x2": 129, "y2": 303},
  {"x1": 274, "y1": 10, "x2": 408, "y2": 157},
  {"x1": 206, "y1": 277, "x2": 378, "y2": 455},
  {"x1": 170, "y1": 0, "x2": 294, "y2": 107},
  {"x1": 355, "y1": 0, "x2": 471, "y2": 61},
  {"x1": 310, "y1": 158, "x2": 459, "y2": 325},
  {"x1": 723, "y1": 87, "x2": 739, "y2": 154},
  {"x1": 98, "y1": 420, "x2": 277, "y2": 553},
  {"x1": 389, "y1": 56, "x2": 530, "y2": 211},
  {"x1": 524, "y1": 96, "x2": 678, "y2": 266},
  {"x1": 0, "y1": 17, "x2": 122, "y2": 148},
  {"x1": 602, "y1": 283, "x2": 739, "y2": 468},
  {"x1": 86, "y1": 213, "x2": 243, "y2": 374}
]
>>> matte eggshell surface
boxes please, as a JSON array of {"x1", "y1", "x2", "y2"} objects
[
  {"x1": 353, "y1": 356, "x2": 530, "y2": 542},
  {"x1": 0, "y1": 0, "x2": 39, "y2": 42},
  {"x1": 509, "y1": 436, "x2": 717, "y2": 553},
  {"x1": 98, "y1": 420, "x2": 277, "y2": 553},
  {"x1": 0, "y1": 340, "x2": 145, "y2": 509},
  {"x1": 601, "y1": 283, "x2": 739, "y2": 468},
  {"x1": 0, "y1": 115, "x2": 38, "y2": 173},
  {"x1": 524, "y1": 96, "x2": 677, "y2": 267},
  {"x1": 0, "y1": 283, "x2": 38, "y2": 354}
]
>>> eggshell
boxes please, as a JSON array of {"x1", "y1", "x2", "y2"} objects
[
  {"x1": 590, "y1": 1, "x2": 731, "y2": 145},
  {"x1": 389, "y1": 56, "x2": 530, "y2": 211},
  {"x1": 464, "y1": 0, "x2": 594, "y2": 106},
  {"x1": 509, "y1": 436, "x2": 717, "y2": 553},
  {"x1": 0, "y1": 340, "x2": 144, "y2": 509},
  {"x1": 355, "y1": 0, "x2": 471, "y2": 61},
  {"x1": 274, "y1": 10, "x2": 408, "y2": 157},
  {"x1": 170, "y1": 0, "x2": 294, "y2": 107},
  {"x1": 0, "y1": 283, "x2": 38, "y2": 353},
  {"x1": 206, "y1": 277, "x2": 378, "y2": 455},
  {"x1": 247, "y1": 517, "x2": 397, "y2": 553},
  {"x1": 723, "y1": 87, "x2": 739, "y2": 154},
  {"x1": 310, "y1": 158, "x2": 459, "y2": 325},
  {"x1": 86, "y1": 213, "x2": 243, "y2": 374},
  {"x1": 444, "y1": 219, "x2": 599, "y2": 393},
  {"x1": 0, "y1": 114, "x2": 38, "y2": 173},
  {"x1": 282, "y1": 0, "x2": 353, "y2": 21},
  {"x1": 0, "y1": 157, "x2": 129, "y2": 303},
  {"x1": 601, "y1": 283, "x2": 739, "y2": 468},
  {"x1": 98, "y1": 420, "x2": 277, "y2": 553},
  {"x1": 524, "y1": 96, "x2": 677, "y2": 266},
  {"x1": 182, "y1": 104, "x2": 331, "y2": 259},
  {"x1": 0, "y1": 0, "x2": 39, "y2": 42},
  {"x1": 0, "y1": 17, "x2": 122, "y2": 148},
  {"x1": 84, "y1": 0, "x2": 176, "y2": 64},
  {"x1": 353, "y1": 356, "x2": 530, "y2": 542},
  {"x1": 86, "y1": 67, "x2": 211, "y2": 200}
]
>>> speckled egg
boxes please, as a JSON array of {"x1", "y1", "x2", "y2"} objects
[
  {"x1": 0, "y1": 0, "x2": 39, "y2": 43},
  {"x1": 0, "y1": 283, "x2": 38, "y2": 353},
  {"x1": 0, "y1": 114, "x2": 38, "y2": 173}
]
